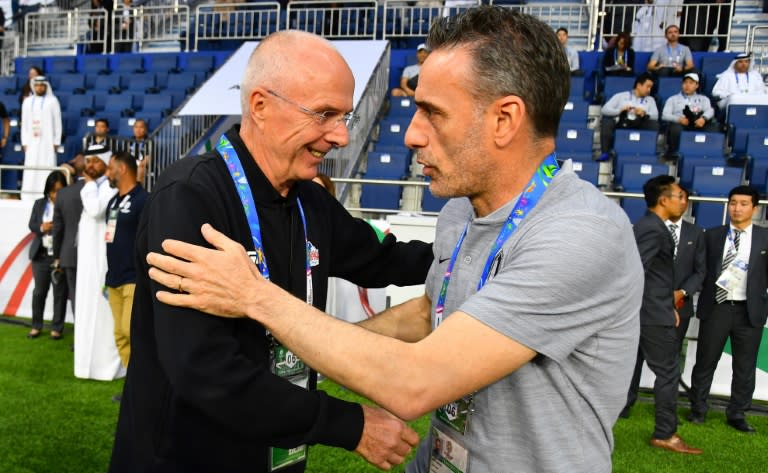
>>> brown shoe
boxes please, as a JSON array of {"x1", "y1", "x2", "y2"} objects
[{"x1": 649, "y1": 433, "x2": 702, "y2": 454}]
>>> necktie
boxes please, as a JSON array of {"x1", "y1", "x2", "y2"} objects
[
  {"x1": 668, "y1": 223, "x2": 679, "y2": 260},
  {"x1": 716, "y1": 229, "x2": 742, "y2": 303}
]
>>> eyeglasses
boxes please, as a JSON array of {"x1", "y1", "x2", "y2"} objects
[{"x1": 267, "y1": 89, "x2": 359, "y2": 130}]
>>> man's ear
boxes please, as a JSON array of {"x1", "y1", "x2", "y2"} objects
[{"x1": 493, "y1": 95, "x2": 525, "y2": 148}]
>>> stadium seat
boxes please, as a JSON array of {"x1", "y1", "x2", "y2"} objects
[
  {"x1": 745, "y1": 131, "x2": 768, "y2": 190},
  {"x1": 676, "y1": 131, "x2": 728, "y2": 190},
  {"x1": 603, "y1": 76, "x2": 635, "y2": 103},
  {"x1": 700, "y1": 53, "x2": 737, "y2": 97},
  {"x1": 556, "y1": 127, "x2": 594, "y2": 162},
  {"x1": 619, "y1": 163, "x2": 670, "y2": 223},
  {"x1": 691, "y1": 165, "x2": 743, "y2": 228},
  {"x1": 0, "y1": 76, "x2": 18, "y2": 94},
  {"x1": 104, "y1": 94, "x2": 135, "y2": 115},
  {"x1": 185, "y1": 54, "x2": 214, "y2": 75},
  {"x1": 56, "y1": 74, "x2": 86, "y2": 94},
  {"x1": 93, "y1": 74, "x2": 122, "y2": 93},
  {"x1": 387, "y1": 97, "x2": 417, "y2": 119},
  {"x1": 377, "y1": 118, "x2": 409, "y2": 148},
  {"x1": 46, "y1": 57, "x2": 77, "y2": 74},
  {"x1": 571, "y1": 160, "x2": 601, "y2": 187},
  {"x1": 125, "y1": 73, "x2": 158, "y2": 94},
  {"x1": 147, "y1": 54, "x2": 180, "y2": 74},
  {"x1": 361, "y1": 151, "x2": 406, "y2": 210},
  {"x1": 81, "y1": 55, "x2": 110, "y2": 75},
  {"x1": 114, "y1": 55, "x2": 145, "y2": 74},
  {"x1": 141, "y1": 95, "x2": 173, "y2": 116},
  {"x1": 657, "y1": 76, "x2": 681, "y2": 105},
  {"x1": 612, "y1": 129, "x2": 659, "y2": 184},
  {"x1": 727, "y1": 104, "x2": 768, "y2": 156},
  {"x1": 560, "y1": 100, "x2": 590, "y2": 128},
  {"x1": 421, "y1": 183, "x2": 448, "y2": 212}
]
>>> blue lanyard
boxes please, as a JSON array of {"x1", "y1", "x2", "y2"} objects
[
  {"x1": 734, "y1": 72, "x2": 749, "y2": 87},
  {"x1": 216, "y1": 133, "x2": 313, "y2": 305},
  {"x1": 614, "y1": 48, "x2": 627, "y2": 65},
  {"x1": 631, "y1": 91, "x2": 646, "y2": 106},
  {"x1": 667, "y1": 45, "x2": 680, "y2": 60},
  {"x1": 433, "y1": 153, "x2": 559, "y2": 326}
]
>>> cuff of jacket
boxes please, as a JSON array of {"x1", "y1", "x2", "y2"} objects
[{"x1": 306, "y1": 391, "x2": 364, "y2": 451}]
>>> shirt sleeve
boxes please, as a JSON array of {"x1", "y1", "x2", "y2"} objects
[
  {"x1": 662, "y1": 96, "x2": 677, "y2": 122},
  {"x1": 145, "y1": 177, "x2": 364, "y2": 450}
]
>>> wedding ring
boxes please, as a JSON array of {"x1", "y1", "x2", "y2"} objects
[{"x1": 178, "y1": 276, "x2": 184, "y2": 293}]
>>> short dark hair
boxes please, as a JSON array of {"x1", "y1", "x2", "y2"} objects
[
  {"x1": 665, "y1": 24, "x2": 679, "y2": 34},
  {"x1": 95, "y1": 118, "x2": 110, "y2": 128},
  {"x1": 729, "y1": 185, "x2": 759, "y2": 206},
  {"x1": 44, "y1": 170, "x2": 68, "y2": 198},
  {"x1": 556, "y1": 27, "x2": 568, "y2": 35},
  {"x1": 112, "y1": 150, "x2": 137, "y2": 176},
  {"x1": 643, "y1": 174, "x2": 676, "y2": 208},
  {"x1": 634, "y1": 72, "x2": 654, "y2": 89},
  {"x1": 427, "y1": 6, "x2": 570, "y2": 139},
  {"x1": 615, "y1": 31, "x2": 633, "y2": 49}
]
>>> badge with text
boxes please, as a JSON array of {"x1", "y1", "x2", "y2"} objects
[
  {"x1": 436, "y1": 396, "x2": 472, "y2": 435},
  {"x1": 270, "y1": 445, "x2": 307, "y2": 471},
  {"x1": 272, "y1": 345, "x2": 307, "y2": 379},
  {"x1": 269, "y1": 343, "x2": 309, "y2": 471},
  {"x1": 429, "y1": 425, "x2": 469, "y2": 473},
  {"x1": 105, "y1": 208, "x2": 118, "y2": 243},
  {"x1": 716, "y1": 259, "x2": 749, "y2": 292}
]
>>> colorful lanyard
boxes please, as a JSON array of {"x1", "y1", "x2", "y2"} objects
[
  {"x1": 216, "y1": 133, "x2": 313, "y2": 305},
  {"x1": 615, "y1": 48, "x2": 627, "y2": 65},
  {"x1": 433, "y1": 154, "x2": 559, "y2": 327}
]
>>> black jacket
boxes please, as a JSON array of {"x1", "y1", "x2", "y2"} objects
[
  {"x1": 110, "y1": 127, "x2": 433, "y2": 473},
  {"x1": 634, "y1": 211, "x2": 676, "y2": 326}
]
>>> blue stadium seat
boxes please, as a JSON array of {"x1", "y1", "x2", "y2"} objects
[
  {"x1": 0, "y1": 76, "x2": 18, "y2": 94},
  {"x1": 141, "y1": 95, "x2": 173, "y2": 116},
  {"x1": 84, "y1": 91, "x2": 107, "y2": 112},
  {"x1": 677, "y1": 131, "x2": 728, "y2": 190},
  {"x1": 745, "y1": 131, "x2": 768, "y2": 191},
  {"x1": 104, "y1": 94, "x2": 135, "y2": 115},
  {"x1": 165, "y1": 73, "x2": 198, "y2": 93},
  {"x1": 1, "y1": 144, "x2": 24, "y2": 192},
  {"x1": 125, "y1": 73, "x2": 158, "y2": 93},
  {"x1": 727, "y1": 104, "x2": 768, "y2": 156},
  {"x1": 556, "y1": 127, "x2": 593, "y2": 161},
  {"x1": 377, "y1": 118, "x2": 409, "y2": 148},
  {"x1": 387, "y1": 97, "x2": 417, "y2": 119},
  {"x1": 185, "y1": 55, "x2": 214, "y2": 75},
  {"x1": 361, "y1": 150, "x2": 408, "y2": 210},
  {"x1": 0, "y1": 93, "x2": 19, "y2": 115},
  {"x1": 612, "y1": 129, "x2": 659, "y2": 183},
  {"x1": 421, "y1": 184, "x2": 448, "y2": 212},
  {"x1": 700, "y1": 53, "x2": 737, "y2": 97},
  {"x1": 569, "y1": 76, "x2": 587, "y2": 101},
  {"x1": 147, "y1": 54, "x2": 180, "y2": 73},
  {"x1": 571, "y1": 160, "x2": 601, "y2": 186},
  {"x1": 560, "y1": 100, "x2": 590, "y2": 128},
  {"x1": 56, "y1": 73, "x2": 86, "y2": 93},
  {"x1": 114, "y1": 55, "x2": 145, "y2": 73},
  {"x1": 46, "y1": 57, "x2": 77, "y2": 74},
  {"x1": 692, "y1": 165, "x2": 743, "y2": 228},
  {"x1": 657, "y1": 76, "x2": 681, "y2": 105},
  {"x1": 603, "y1": 76, "x2": 636, "y2": 103},
  {"x1": 93, "y1": 74, "x2": 122, "y2": 93},
  {"x1": 81, "y1": 55, "x2": 110, "y2": 75},
  {"x1": 619, "y1": 163, "x2": 670, "y2": 223}
]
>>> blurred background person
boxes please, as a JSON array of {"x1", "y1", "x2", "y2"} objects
[
  {"x1": 27, "y1": 170, "x2": 69, "y2": 340},
  {"x1": 391, "y1": 43, "x2": 429, "y2": 97},
  {"x1": 20, "y1": 76, "x2": 62, "y2": 200},
  {"x1": 127, "y1": 118, "x2": 153, "y2": 184},
  {"x1": 603, "y1": 32, "x2": 636, "y2": 77},
  {"x1": 18, "y1": 65, "x2": 43, "y2": 121}
]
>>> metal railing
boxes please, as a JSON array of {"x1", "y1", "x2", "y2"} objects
[
  {"x1": 597, "y1": 1, "x2": 734, "y2": 51},
  {"x1": 194, "y1": 2, "x2": 281, "y2": 51},
  {"x1": 382, "y1": 0, "x2": 479, "y2": 39},
  {"x1": 23, "y1": 8, "x2": 107, "y2": 56},
  {"x1": 747, "y1": 25, "x2": 768, "y2": 78},
  {"x1": 0, "y1": 164, "x2": 72, "y2": 198},
  {"x1": 494, "y1": 0, "x2": 593, "y2": 50},
  {"x1": 286, "y1": 0, "x2": 377, "y2": 40},
  {"x1": 0, "y1": 33, "x2": 20, "y2": 76},
  {"x1": 114, "y1": 4, "x2": 191, "y2": 53}
]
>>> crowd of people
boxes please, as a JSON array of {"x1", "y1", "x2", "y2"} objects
[{"x1": 10, "y1": 5, "x2": 768, "y2": 473}]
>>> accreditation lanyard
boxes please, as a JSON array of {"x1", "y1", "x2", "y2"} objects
[
  {"x1": 667, "y1": 45, "x2": 680, "y2": 64},
  {"x1": 433, "y1": 153, "x2": 559, "y2": 328},
  {"x1": 216, "y1": 133, "x2": 313, "y2": 306},
  {"x1": 615, "y1": 48, "x2": 627, "y2": 65},
  {"x1": 735, "y1": 72, "x2": 749, "y2": 92},
  {"x1": 217, "y1": 133, "x2": 313, "y2": 471}
]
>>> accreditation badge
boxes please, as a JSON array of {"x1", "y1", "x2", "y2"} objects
[
  {"x1": 435, "y1": 396, "x2": 471, "y2": 434},
  {"x1": 105, "y1": 209, "x2": 118, "y2": 243},
  {"x1": 269, "y1": 342, "x2": 309, "y2": 471},
  {"x1": 716, "y1": 259, "x2": 748, "y2": 292},
  {"x1": 429, "y1": 425, "x2": 469, "y2": 473}
]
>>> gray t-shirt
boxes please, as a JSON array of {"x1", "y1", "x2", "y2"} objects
[
  {"x1": 650, "y1": 43, "x2": 693, "y2": 68},
  {"x1": 407, "y1": 162, "x2": 642, "y2": 473}
]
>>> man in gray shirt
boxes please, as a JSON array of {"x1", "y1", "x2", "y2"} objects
[
  {"x1": 557, "y1": 27, "x2": 580, "y2": 74},
  {"x1": 662, "y1": 72, "x2": 719, "y2": 154},
  {"x1": 647, "y1": 25, "x2": 694, "y2": 77},
  {"x1": 145, "y1": 7, "x2": 643, "y2": 472},
  {"x1": 599, "y1": 72, "x2": 660, "y2": 161}
]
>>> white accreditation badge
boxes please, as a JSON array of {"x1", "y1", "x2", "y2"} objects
[
  {"x1": 716, "y1": 259, "x2": 748, "y2": 293},
  {"x1": 105, "y1": 208, "x2": 118, "y2": 243},
  {"x1": 429, "y1": 425, "x2": 469, "y2": 473}
]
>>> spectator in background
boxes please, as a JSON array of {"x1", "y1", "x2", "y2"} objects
[
  {"x1": 662, "y1": 72, "x2": 719, "y2": 154},
  {"x1": 20, "y1": 76, "x2": 62, "y2": 200},
  {"x1": 633, "y1": 0, "x2": 666, "y2": 52},
  {"x1": 114, "y1": 0, "x2": 135, "y2": 53},
  {"x1": 74, "y1": 144, "x2": 122, "y2": 381},
  {"x1": 27, "y1": 170, "x2": 69, "y2": 340},
  {"x1": 105, "y1": 151, "x2": 148, "y2": 373},
  {"x1": 52, "y1": 155, "x2": 85, "y2": 319},
  {"x1": 647, "y1": 25, "x2": 694, "y2": 76},
  {"x1": 19, "y1": 65, "x2": 43, "y2": 120},
  {"x1": 88, "y1": 0, "x2": 114, "y2": 54},
  {"x1": 602, "y1": 31, "x2": 636, "y2": 77},
  {"x1": 688, "y1": 186, "x2": 768, "y2": 434},
  {"x1": 682, "y1": 0, "x2": 731, "y2": 52},
  {"x1": 712, "y1": 53, "x2": 767, "y2": 111},
  {"x1": 599, "y1": 73, "x2": 659, "y2": 161},
  {"x1": 556, "y1": 27, "x2": 581, "y2": 75},
  {"x1": 127, "y1": 118, "x2": 152, "y2": 184},
  {"x1": 83, "y1": 118, "x2": 117, "y2": 151},
  {"x1": 632, "y1": 175, "x2": 701, "y2": 454},
  {"x1": 391, "y1": 43, "x2": 430, "y2": 97}
]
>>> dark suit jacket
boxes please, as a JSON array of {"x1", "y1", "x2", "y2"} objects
[
  {"x1": 675, "y1": 220, "x2": 707, "y2": 319},
  {"x1": 697, "y1": 224, "x2": 768, "y2": 328},
  {"x1": 634, "y1": 211, "x2": 676, "y2": 326},
  {"x1": 28, "y1": 197, "x2": 50, "y2": 260},
  {"x1": 52, "y1": 179, "x2": 84, "y2": 268}
]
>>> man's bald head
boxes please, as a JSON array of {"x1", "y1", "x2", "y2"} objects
[{"x1": 240, "y1": 31, "x2": 353, "y2": 118}]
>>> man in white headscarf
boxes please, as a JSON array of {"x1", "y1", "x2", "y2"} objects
[
  {"x1": 20, "y1": 76, "x2": 62, "y2": 200},
  {"x1": 712, "y1": 53, "x2": 768, "y2": 110},
  {"x1": 74, "y1": 144, "x2": 124, "y2": 381}
]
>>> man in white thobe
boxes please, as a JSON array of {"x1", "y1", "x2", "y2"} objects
[
  {"x1": 20, "y1": 76, "x2": 62, "y2": 200},
  {"x1": 74, "y1": 144, "x2": 124, "y2": 381},
  {"x1": 712, "y1": 52, "x2": 768, "y2": 110}
]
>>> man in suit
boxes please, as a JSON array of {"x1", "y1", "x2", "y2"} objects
[
  {"x1": 688, "y1": 185, "x2": 768, "y2": 433},
  {"x1": 52, "y1": 173, "x2": 85, "y2": 315},
  {"x1": 622, "y1": 185, "x2": 706, "y2": 417},
  {"x1": 633, "y1": 175, "x2": 702, "y2": 454}
]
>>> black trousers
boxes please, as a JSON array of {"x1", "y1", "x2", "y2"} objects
[
  {"x1": 63, "y1": 266, "x2": 77, "y2": 315},
  {"x1": 689, "y1": 302, "x2": 764, "y2": 420},
  {"x1": 31, "y1": 255, "x2": 68, "y2": 332},
  {"x1": 600, "y1": 117, "x2": 660, "y2": 153},
  {"x1": 627, "y1": 324, "x2": 680, "y2": 439}
]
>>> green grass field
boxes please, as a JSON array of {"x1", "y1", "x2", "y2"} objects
[{"x1": 1, "y1": 317, "x2": 767, "y2": 473}]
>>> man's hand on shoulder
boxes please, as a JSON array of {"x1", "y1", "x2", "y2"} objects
[{"x1": 355, "y1": 405, "x2": 419, "y2": 470}]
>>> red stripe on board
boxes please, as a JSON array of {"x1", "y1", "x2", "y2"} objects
[
  {"x1": 3, "y1": 263, "x2": 33, "y2": 316},
  {"x1": 0, "y1": 233, "x2": 34, "y2": 284}
]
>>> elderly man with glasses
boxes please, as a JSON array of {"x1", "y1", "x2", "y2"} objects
[{"x1": 109, "y1": 30, "x2": 433, "y2": 473}]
